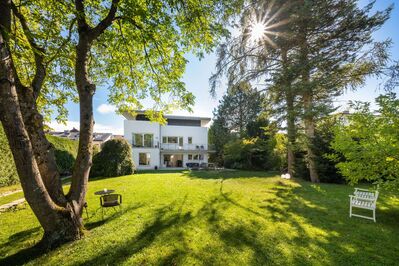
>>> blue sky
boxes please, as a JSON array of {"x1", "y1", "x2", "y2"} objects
[{"x1": 50, "y1": 0, "x2": 399, "y2": 135}]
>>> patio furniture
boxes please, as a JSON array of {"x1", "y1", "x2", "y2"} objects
[
  {"x1": 100, "y1": 194, "x2": 122, "y2": 220},
  {"x1": 349, "y1": 188, "x2": 379, "y2": 222},
  {"x1": 94, "y1": 189, "x2": 115, "y2": 195},
  {"x1": 83, "y1": 202, "x2": 89, "y2": 219}
]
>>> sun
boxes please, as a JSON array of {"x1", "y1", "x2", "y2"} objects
[{"x1": 249, "y1": 22, "x2": 266, "y2": 42}]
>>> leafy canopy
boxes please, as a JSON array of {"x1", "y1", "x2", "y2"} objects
[
  {"x1": 9, "y1": 0, "x2": 243, "y2": 122},
  {"x1": 330, "y1": 93, "x2": 399, "y2": 190}
]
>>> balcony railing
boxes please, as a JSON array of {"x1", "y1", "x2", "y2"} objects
[{"x1": 161, "y1": 143, "x2": 208, "y2": 151}]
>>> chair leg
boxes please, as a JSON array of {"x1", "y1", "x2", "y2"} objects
[
  {"x1": 373, "y1": 209, "x2": 376, "y2": 222},
  {"x1": 349, "y1": 204, "x2": 352, "y2": 218},
  {"x1": 85, "y1": 206, "x2": 89, "y2": 219},
  {"x1": 101, "y1": 207, "x2": 104, "y2": 220}
]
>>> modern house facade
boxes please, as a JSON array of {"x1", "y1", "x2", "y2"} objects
[{"x1": 123, "y1": 111, "x2": 211, "y2": 169}]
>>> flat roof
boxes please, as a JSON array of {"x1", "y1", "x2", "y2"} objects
[{"x1": 123, "y1": 111, "x2": 211, "y2": 122}]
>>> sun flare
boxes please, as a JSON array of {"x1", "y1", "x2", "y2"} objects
[{"x1": 250, "y1": 22, "x2": 266, "y2": 42}]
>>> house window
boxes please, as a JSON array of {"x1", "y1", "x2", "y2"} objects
[
  {"x1": 139, "y1": 153, "x2": 150, "y2": 165},
  {"x1": 199, "y1": 154, "x2": 204, "y2": 160},
  {"x1": 188, "y1": 154, "x2": 192, "y2": 160},
  {"x1": 163, "y1": 136, "x2": 183, "y2": 147},
  {"x1": 133, "y1": 133, "x2": 153, "y2": 147},
  {"x1": 168, "y1": 137, "x2": 178, "y2": 143},
  {"x1": 133, "y1": 134, "x2": 143, "y2": 147},
  {"x1": 144, "y1": 134, "x2": 153, "y2": 147},
  {"x1": 188, "y1": 137, "x2": 192, "y2": 144},
  {"x1": 193, "y1": 154, "x2": 199, "y2": 160}
]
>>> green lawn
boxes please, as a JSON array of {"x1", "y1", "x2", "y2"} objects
[{"x1": 0, "y1": 170, "x2": 398, "y2": 265}]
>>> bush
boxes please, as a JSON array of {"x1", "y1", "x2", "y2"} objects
[
  {"x1": 223, "y1": 137, "x2": 281, "y2": 171},
  {"x1": 90, "y1": 138, "x2": 135, "y2": 178},
  {"x1": 46, "y1": 135, "x2": 78, "y2": 176}
]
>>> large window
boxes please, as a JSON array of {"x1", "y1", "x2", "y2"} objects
[
  {"x1": 133, "y1": 133, "x2": 153, "y2": 147},
  {"x1": 163, "y1": 136, "x2": 183, "y2": 146},
  {"x1": 139, "y1": 153, "x2": 150, "y2": 165}
]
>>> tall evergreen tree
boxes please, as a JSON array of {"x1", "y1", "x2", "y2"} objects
[
  {"x1": 209, "y1": 82, "x2": 263, "y2": 164},
  {"x1": 211, "y1": 0, "x2": 391, "y2": 181},
  {"x1": 293, "y1": 0, "x2": 391, "y2": 182}
]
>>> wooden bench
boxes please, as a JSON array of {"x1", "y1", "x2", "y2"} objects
[{"x1": 349, "y1": 188, "x2": 379, "y2": 222}]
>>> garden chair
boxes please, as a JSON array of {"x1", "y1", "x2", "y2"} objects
[
  {"x1": 349, "y1": 188, "x2": 379, "y2": 222},
  {"x1": 100, "y1": 194, "x2": 122, "y2": 220}
]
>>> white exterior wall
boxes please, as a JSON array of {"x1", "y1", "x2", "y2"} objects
[
  {"x1": 160, "y1": 125, "x2": 208, "y2": 150},
  {"x1": 124, "y1": 120, "x2": 160, "y2": 169},
  {"x1": 124, "y1": 119, "x2": 209, "y2": 169}
]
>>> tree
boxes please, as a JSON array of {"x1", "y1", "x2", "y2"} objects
[
  {"x1": 330, "y1": 93, "x2": 399, "y2": 190},
  {"x1": 292, "y1": 0, "x2": 391, "y2": 182},
  {"x1": 209, "y1": 82, "x2": 263, "y2": 164},
  {"x1": 210, "y1": 0, "x2": 301, "y2": 177},
  {"x1": 211, "y1": 0, "x2": 391, "y2": 182},
  {"x1": 0, "y1": 0, "x2": 242, "y2": 247}
]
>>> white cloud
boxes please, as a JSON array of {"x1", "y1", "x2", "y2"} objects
[
  {"x1": 97, "y1": 103, "x2": 116, "y2": 114},
  {"x1": 48, "y1": 120, "x2": 123, "y2": 135}
]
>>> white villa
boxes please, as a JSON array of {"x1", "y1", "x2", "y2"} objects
[{"x1": 123, "y1": 111, "x2": 212, "y2": 169}]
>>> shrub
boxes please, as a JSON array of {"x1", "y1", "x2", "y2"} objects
[
  {"x1": 0, "y1": 123, "x2": 19, "y2": 186},
  {"x1": 90, "y1": 138, "x2": 135, "y2": 178},
  {"x1": 223, "y1": 137, "x2": 281, "y2": 171},
  {"x1": 1, "y1": 125, "x2": 79, "y2": 186}
]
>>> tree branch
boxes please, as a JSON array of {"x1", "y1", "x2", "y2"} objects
[
  {"x1": 46, "y1": 18, "x2": 76, "y2": 65},
  {"x1": 90, "y1": 0, "x2": 119, "y2": 40},
  {"x1": 11, "y1": 1, "x2": 45, "y2": 98}
]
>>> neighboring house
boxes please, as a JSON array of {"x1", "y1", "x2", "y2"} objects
[
  {"x1": 48, "y1": 128, "x2": 113, "y2": 146},
  {"x1": 123, "y1": 111, "x2": 212, "y2": 169}
]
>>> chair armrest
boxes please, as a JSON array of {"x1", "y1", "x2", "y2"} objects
[{"x1": 355, "y1": 188, "x2": 371, "y2": 192}]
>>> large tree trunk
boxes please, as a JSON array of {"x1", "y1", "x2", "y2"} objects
[
  {"x1": 298, "y1": 16, "x2": 320, "y2": 183},
  {"x1": 281, "y1": 48, "x2": 296, "y2": 177},
  {"x1": 1, "y1": 0, "x2": 82, "y2": 248},
  {"x1": 17, "y1": 85, "x2": 65, "y2": 204},
  {"x1": 0, "y1": 29, "x2": 82, "y2": 248},
  {"x1": 303, "y1": 92, "x2": 319, "y2": 182},
  {"x1": 67, "y1": 33, "x2": 94, "y2": 218}
]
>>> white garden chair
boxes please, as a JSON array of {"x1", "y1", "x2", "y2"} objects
[{"x1": 349, "y1": 188, "x2": 379, "y2": 222}]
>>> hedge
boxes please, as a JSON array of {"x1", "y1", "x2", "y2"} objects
[{"x1": 0, "y1": 124, "x2": 79, "y2": 187}]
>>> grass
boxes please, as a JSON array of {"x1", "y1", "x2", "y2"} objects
[{"x1": 0, "y1": 170, "x2": 398, "y2": 265}]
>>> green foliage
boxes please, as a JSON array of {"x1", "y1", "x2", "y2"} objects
[
  {"x1": 46, "y1": 135, "x2": 78, "y2": 176},
  {"x1": 0, "y1": 127, "x2": 78, "y2": 186},
  {"x1": 313, "y1": 117, "x2": 345, "y2": 183},
  {"x1": 330, "y1": 93, "x2": 399, "y2": 190},
  {"x1": 0, "y1": 124, "x2": 19, "y2": 186},
  {"x1": 8, "y1": 0, "x2": 244, "y2": 123},
  {"x1": 209, "y1": 82, "x2": 265, "y2": 165},
  {"x1": 90, "y1": 139, "x2": 135, "y2": 178},
  {"x1": 224, "y1": 137, "x2": 281, "y2": 170}
]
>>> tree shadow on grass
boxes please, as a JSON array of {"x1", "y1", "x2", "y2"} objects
[
  {"x1": 258, "y1": 181, "x2": 399, "y2": 265},
  {"x1": 0, "y1": 226, "x2": 42, "y2": 266},
  {"x1": 85, "y1": 203, "x2": 144, "y2": 230},
  {"x1": 0, "y1": 204, "x2": 144, "y2": 266},
  {"x1": 184, "y1": 170, "x2": 278, "y2": 180},
  {"x1": 79, "y1": 200, "x2": 193, "y2": 265}
]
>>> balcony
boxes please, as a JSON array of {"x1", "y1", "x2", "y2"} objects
[{"x1": 161, "y1": 143, "x2": 209, "y2": 151}]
